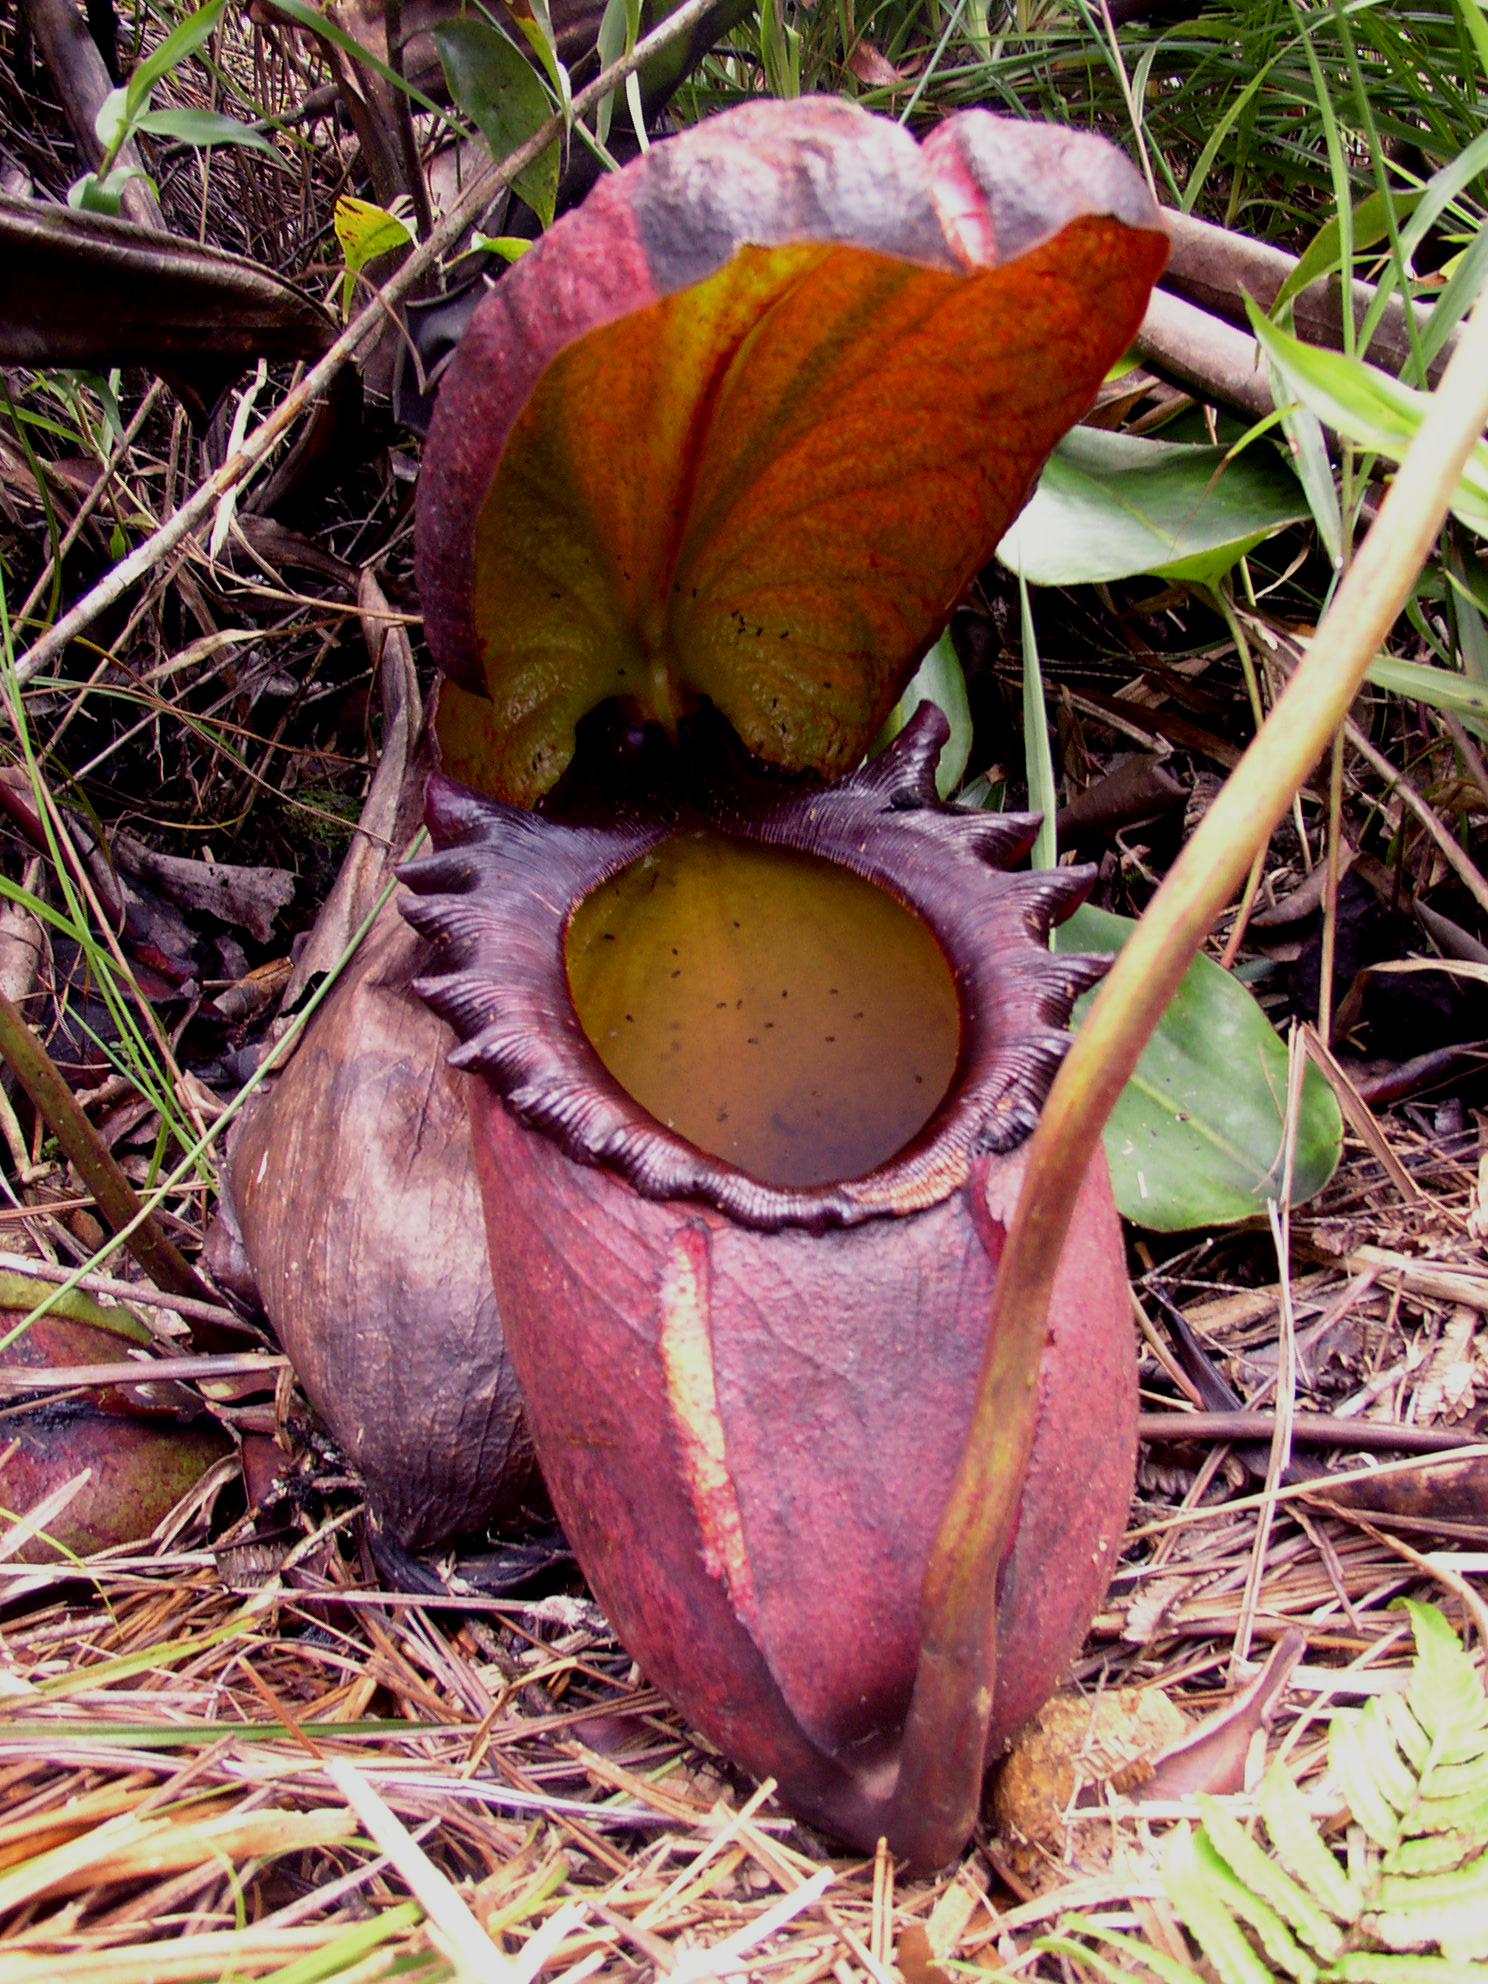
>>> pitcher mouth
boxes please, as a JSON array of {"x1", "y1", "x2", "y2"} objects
[{"x1": 400, "y1": 703, "x2": 1106, "y2": 1233}]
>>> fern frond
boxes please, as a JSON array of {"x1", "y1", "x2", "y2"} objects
[
  {"x1": 1047, "y1": 1607, "x2": 1488, "y2": 1984},
  {"x1": 1328, "y1": 1955, "x2": 1488, "y2": 1980},
  {"x1": 1164, "y1": 1824, "x2": 1298, "y2": 1984},
  {"x1": 1331, "y1": 1704, "x2": 1409, "y2": 1850},
  {"x1": 1393, "y1": 1832, "x2": 1482, "y2": 1877},
  {"x1": 1411, "y1": 1782, "x2": 1488, "y2": 1839},
  {"x1": 1381, "y1": 1693, "x2": 1431, "y2": 1775},
  {"x1": 1259, "y1": 1765, "x2": 1364, "y2": 1928},
  {"x1": 1372, "y1": 1844, "x2": 1488, "y2": 1963},
  {"x1": 1398, "y1": 1601, "x2": 1488, "y2": 1745},
  {"x1": 1200, "y1": 1793, "x2": 1345, "y2": 1962}
]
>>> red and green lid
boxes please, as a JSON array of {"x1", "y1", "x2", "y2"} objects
[{"x1": 415, "y1": 97, "x2": 1168, "y2": 808}]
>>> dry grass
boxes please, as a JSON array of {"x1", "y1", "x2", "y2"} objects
[{"x1": 0, "y1": 1123, "x2": 1483, "y2": 1980}]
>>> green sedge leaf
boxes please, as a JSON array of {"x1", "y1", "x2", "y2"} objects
[
  {"x1": 133, "y1": 106, "x2": 277, "y2": 154},
  {"x1": 1247, "y1": 302, "x2": 1488, "y2": 538},
  {"x1": 122, "y1": 0, "x2": 229, "y2": 127}
]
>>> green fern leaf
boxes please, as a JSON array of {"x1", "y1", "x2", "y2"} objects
[
  {"x1": 1328, "y1": 1954, "x2": 1488, "y2": 1979},
  {"x1": 1372, "y1": 1844, "x2": 1488, "y2": 1962},
  {"x1": 1412, "y1": 1785, "x2": 1488, "y2": 1839},
  {"x1": 1385, "y1": 1690, "x2": 1488, "y2": 1777},
  {"x1": 1384, "y1": 1694, "x2": 1488, "y2": 1780},
  {"x1": 1399, "y1": 1600, "x2": 1488, "y2": 1743},
  {"x1": 1200, "y1": 1794, "x2": 1343, "y2": 1963},
  {"x1": 1382, "y1": 1693, "x2": 1431, "y2": 1774},
  {"x1": 1394, "y1": 1833, "x2": 1484, "y2": 1877},
  {"x1": 1043, "y1": 1606, "x2": 1488, "y2": 1984},
  {"x1": 1368, "y1": 1699, "x2": 1427, "y2": 1814},
  {"x1": 1414, "y1": 1755, "x2": 1488, "y2": 1805},
  {"x1": 1423, "y1": 1745, "x2": 1488, "y2": 1790},
  {"x1": 1333, "y1": 1706, "x2": 1408, "y2": 1849},
  {"x1": 1165, "y1": 1825, "x2": 1294, "y2": 1984},
  {"x1": 1261, "y1": 1764, "x2": 1365, "y2": 1927}
]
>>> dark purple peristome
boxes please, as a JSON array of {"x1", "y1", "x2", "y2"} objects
[{"x1": 401, "y1": 706, "x2": 1107, "y2": 1231}]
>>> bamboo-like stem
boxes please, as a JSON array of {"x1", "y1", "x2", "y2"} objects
[{"x1": 885, "y1": 288, "x2": 1488, "y2": 1870}]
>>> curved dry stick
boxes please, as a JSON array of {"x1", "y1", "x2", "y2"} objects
[{"x1": 887, "y1": 288, "x2": 1488, "y2": 1870}]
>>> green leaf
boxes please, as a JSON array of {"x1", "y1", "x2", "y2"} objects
[
  {"x1": 1054, "y1": 903, "x2": 1343, "y2": 1229},
  {"x1": 1020, "y1": 576, "x2": 1058, "y2": 870},
  {"x1": 332, "y1": 196, "x2": 413, "y2": 317},
  {"x1": 1447, "y1": 545, "x2": 1488, "y2": 686},
  {"x1": 997, "y1": 427, "x2": 1309, "y2": 589},
  {"x1": 265, "y1": 0, "x2": 446, "y2": 116},
  {"x1": 594, "y1": 0, "x2": 631, "y2": 146},
  {"x1": 1453, "y1": 0, "x2": 1488, "y2": 81},
  {"x1": 1247, "y1": 302, "x2": 1488, "y2": 537},
  {"x1": 1425, "y1": 219, "x2": 1488, "y2": 372},
  {"x1": 1272, "y1": 187, "x2": 1425, "y2": 318},
  {"x1": 431, "y1": 17, "x2": 560, "y2": 228},
  {"x1": 1374, "y1": 1847, "x2": 1488, "y2": 1964},
  {"x1": 1200, "y1": 1794, "x2": 1342, "y2": 1962},
  {"x1": 1261, "y1": 1764, "x2": 1364, "y2": 1926},
  {"x1": 1330, "y1": 1958, "x2": 1488, "y2": 1980},
  {"x1": 1053, "y1": 1607, "x2": 1488, "y2": 1980},
  {"x1": 1367, "y1": 654, "x2": 1488, "y2": 741},
  {"x1": 260, "y1": 1902, "x2": 424, "y2": 1984},
  {"x1": 68, "y1": 165, "x2": 151, "y2": 215},
  {"x1": 877, "y1": 631, "x2": 971, "y2": 800},
  {"x1": 133, "y1": 106, "x2": 277, "y2": 153},
  {"x1": 94, "y1": 84, "x2": 129, "y2": 154},
  {"x1": 120, "y1": 0, "x2": 229, "y2": 129},
  {"x1": 1038, "y1": 1925, "x2": 1196, "y2": 1984},
  {"x1": 1275, "y1": 391, "x2": 1345, "y2": 571},
  {"x1": 1163, "y1": 1826, "x2": 1278, "y2": 1984},
  {"x1": 513, "y1": 0, "x2": 572, "y2": 126},
  {"x1": 1399, "y1": 1600, "x2": 1488, "y2": 1744},
  {"x1": 468, "y1": 234, "x2": 534, "y2": 263},
  {"x1": 1332, "y1": 1701, "x2": 1408, "y2": 1850},
  {"x1": 1357, "y1": 131, "x2": 1488, "y2": 366},
  {"x1": 1190, "y1": 1827, "x2": 1325, "y2": 1979}
]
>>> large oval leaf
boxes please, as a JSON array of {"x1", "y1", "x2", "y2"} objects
[
  {"x1": 1055, "y1": 902, "x2": 1342, "y2": 1228},
  {"x1": 997, "y1": 426, "x2": 1308, "y2": 590}
]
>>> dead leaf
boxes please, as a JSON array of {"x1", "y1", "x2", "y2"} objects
[
  {"x1": 1411, "y1": 1307, "x2": 1478, "y2": 1425},
  {"x1": 113, "y1": 833, "x2": 295, "y2": 946},
  {"x1": 897, "y1": 1867, "x2": 991, "y2": 1984},
  {"x1": 846, "y1": 41, "x2": 907, "y2": 89},
  {"x1": 1140, "y1": 1628, "x2": 1304, "y2": 1799},
  {"x1": 0, "y1": 193, "x2": 334, "y2": 424}
]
